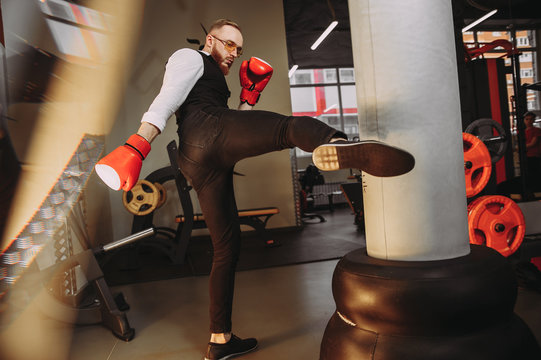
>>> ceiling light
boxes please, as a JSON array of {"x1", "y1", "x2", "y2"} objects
[
  {"x1": 288, "y1": 64, "x2": 299, "y2": 78},
  {"x1": 311, "y1": 21, "x2": 338, "y2": 50},
  {"x1": 462, "y1": 9, "x2": 498, "y2": 33}
]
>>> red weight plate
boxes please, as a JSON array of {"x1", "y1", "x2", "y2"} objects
[
  {"x1": 467, "y1": 196, "x2": 485, "y2": 214},
  {"x1": 463, "y1": 133, "x2": 492, "y2": 198},
  {"x1": 467, "y1": 195, "x2": 525, "y2": 257}
]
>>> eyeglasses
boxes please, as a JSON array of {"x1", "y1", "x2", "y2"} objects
[{"x1": 210, "y1": 34, "x2": 243, "y2": 56}]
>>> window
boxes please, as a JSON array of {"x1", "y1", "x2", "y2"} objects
[
  {"x1": 324, "y1": 69, "x2": 337, "y2": 83},
  {"x1": 462, "y1": 29, "x2": 538, "y2": 112},
  {"x1": 289, "y1": 67, "x2": 359, "y2": 157},
  {"x1": 517, "y1": 37, "x2": 529, "y2": 47},
  {"x1": 290, "y1": 70, "x2": 313, "y2": 85},
  {"x1": 339, "y1": 68, "x2": 355, "y2": 82},
  {"x1": 521, "y1": 68, "x2": 533, "y2": 78},
  {"x1": 519, "y1": 52, "x2": 532, "y2": 62}
]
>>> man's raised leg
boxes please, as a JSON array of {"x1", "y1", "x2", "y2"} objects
[{"x1": 218, "y1": 108, "x2": 415, "y2": 177}]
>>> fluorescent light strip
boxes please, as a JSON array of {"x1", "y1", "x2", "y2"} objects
[
  {"x1": 288, "y1": 64, "x2": 299, "y2": 78},
  {"x1": 324, "y1": 104, "x2": 338, "y2": 113},
  {"x1": 462, "y1": 9, "x2": 498, "y2": 33},
  {"x1": 311, "y1": 21, "x2": 338, "y2": 50}
]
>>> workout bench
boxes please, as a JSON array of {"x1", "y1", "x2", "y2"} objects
[
  {"x1": 175, "y1": 207, "x2": 279, "y2": 240},
  {"x1": 130, "y1": 141, "x2": 280, "y2": 264}
]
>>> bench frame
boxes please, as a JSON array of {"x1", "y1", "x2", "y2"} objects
[{"x1": 130, "y1": 141, "x2": 279, "y2": 264}]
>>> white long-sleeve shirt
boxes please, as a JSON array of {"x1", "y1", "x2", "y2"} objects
[{"x1": 140, "y1": 48, "x2": 207, "y2": 132}]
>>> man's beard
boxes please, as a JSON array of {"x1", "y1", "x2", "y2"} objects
[
  {"x1": 211, "y1": 48, "x2": 231, "y2": 75},
  {"x1": 219, "y1": 62, "x2": 230, "y2": 75}
]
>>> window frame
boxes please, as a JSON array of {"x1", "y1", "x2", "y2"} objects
[{"x1": 289, "y1": 67, "x2": 358, "y2": 157}]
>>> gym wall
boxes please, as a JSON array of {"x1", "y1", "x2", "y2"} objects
[{"x1": 105, "y1": 0, "x2": 297, "y2": 240}]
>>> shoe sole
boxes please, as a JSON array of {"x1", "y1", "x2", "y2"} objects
[
  {"x1": 204, "y1": 344, "x2": 258, "y2": 360},
  {"x1": 312, "y1": 141, "x2": 415, "y2": 177}
]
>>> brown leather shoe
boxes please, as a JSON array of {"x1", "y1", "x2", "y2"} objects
[{"x1": 312, "y1": 140, "x2": 415, "y2": 177}]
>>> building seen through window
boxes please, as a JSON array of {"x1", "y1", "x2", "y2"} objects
[{"x1": 462, "y1": 30, "x2": 539, "y2": 119}]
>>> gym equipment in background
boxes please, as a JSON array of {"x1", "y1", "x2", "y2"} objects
[
  {"x1": 0, "y1": 135, "x2": 103, "y2": 297},
  {"x1": 340, "y1": 172, "x2": 364, "y2": 229},
  {"x1": 0, "y1": 135, "x2": 152, "y2": 341},
  {"x1": 461, "y1": 132, "x2": 526, "y2": 258},
  {"x1": 122, "y1": 179, "x2": 166, "y2": 216},
  {"x1": 468, "y1": 195, "x2": 525, "y2": 257},
  {"x1": 126, "y1": 141, "x2": 281, "y2": 264},
  {"x1": 37, "y1": 227, "x2": 155, "y2": 341},
  {"x1": 463, "y1": 132, "x2": 492, "y2": 198},
  {"x1": 465, "y1": 118, "x2": 508, "y2": 164}
]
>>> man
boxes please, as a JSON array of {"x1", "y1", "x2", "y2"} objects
[
  {"x1": 95, "y1": 19, "x2": 414, "y2": 360},
  {"x1": 524, "y1": 111, "x2": 541, "y2": 190}
]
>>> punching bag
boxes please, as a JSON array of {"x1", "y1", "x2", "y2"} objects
[{"x1": 351, "y1": 0, "x2": 469, "y2": 261}]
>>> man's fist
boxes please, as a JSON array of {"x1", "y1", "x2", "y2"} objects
[
  {"x1": 239, "y1": 57, "x2": 273, "y2": 106},
  {"x1": 95, "y1": 134, "x2": 151, "y2": 191}
]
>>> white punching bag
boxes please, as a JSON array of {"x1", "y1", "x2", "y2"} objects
[{"x1": 348, "y1": 0, "x2": 470, "y2": 260}]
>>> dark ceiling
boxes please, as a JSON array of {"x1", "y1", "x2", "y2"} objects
[
  {"x1": 69, "y1": 0, "x2": 541, "y2": 69},
  {"x1": 283, "y1": 0, "x2": 352, "y2": 68},
  {"x1": 283, "y1": 0, "x2": 541, "y2": 69}
]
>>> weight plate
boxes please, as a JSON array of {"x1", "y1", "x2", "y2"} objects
[
  {"x1": 467, "y1": 196, "x2": 484, "y2": 213},
  {"x1": 122, "y1": 179, "x2": 159, "y2": 216},
  {"x1": 467, "y1": 195, "x2": 525, "y2": 257},
  {"x1": 465, "y1": 118, "x2": 508, "y2": 164},
  {"x1": 463, "y1": 132, "x2": 492, "y2": 198},
  {"x1": 154, "y1": 182, "x2": 167, "y2": 209}
]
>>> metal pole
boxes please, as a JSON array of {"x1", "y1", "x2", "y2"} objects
[
  {"x1": 100, "y1": 227, "x2": 155, "y2": 253},
  {"x1": 508, "y1": 25, "x2": 531, "y2": 200}
]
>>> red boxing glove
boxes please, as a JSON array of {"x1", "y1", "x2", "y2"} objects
[
  {"x1": 95, "y1": 134, "x2": 151, "y2": 191},
  {"x1": 239, "y1": 56, "x2": 273, "y2": 106}
]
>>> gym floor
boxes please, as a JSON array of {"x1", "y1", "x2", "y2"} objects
[{"x1": 64, "y1": 208, "x2": 541, "y2": 360}]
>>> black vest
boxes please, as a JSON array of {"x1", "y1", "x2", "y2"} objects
[{"x1": 176, "y1": 51, "x2": 231, "y2": 121}]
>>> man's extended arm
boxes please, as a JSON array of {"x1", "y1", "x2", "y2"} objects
[
  {"x1": 94, "y1": 49, "x2": 203, "y2": 191},
  {"x1": 140, "y1": 48, "x2": 204, "y2": 138}
]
